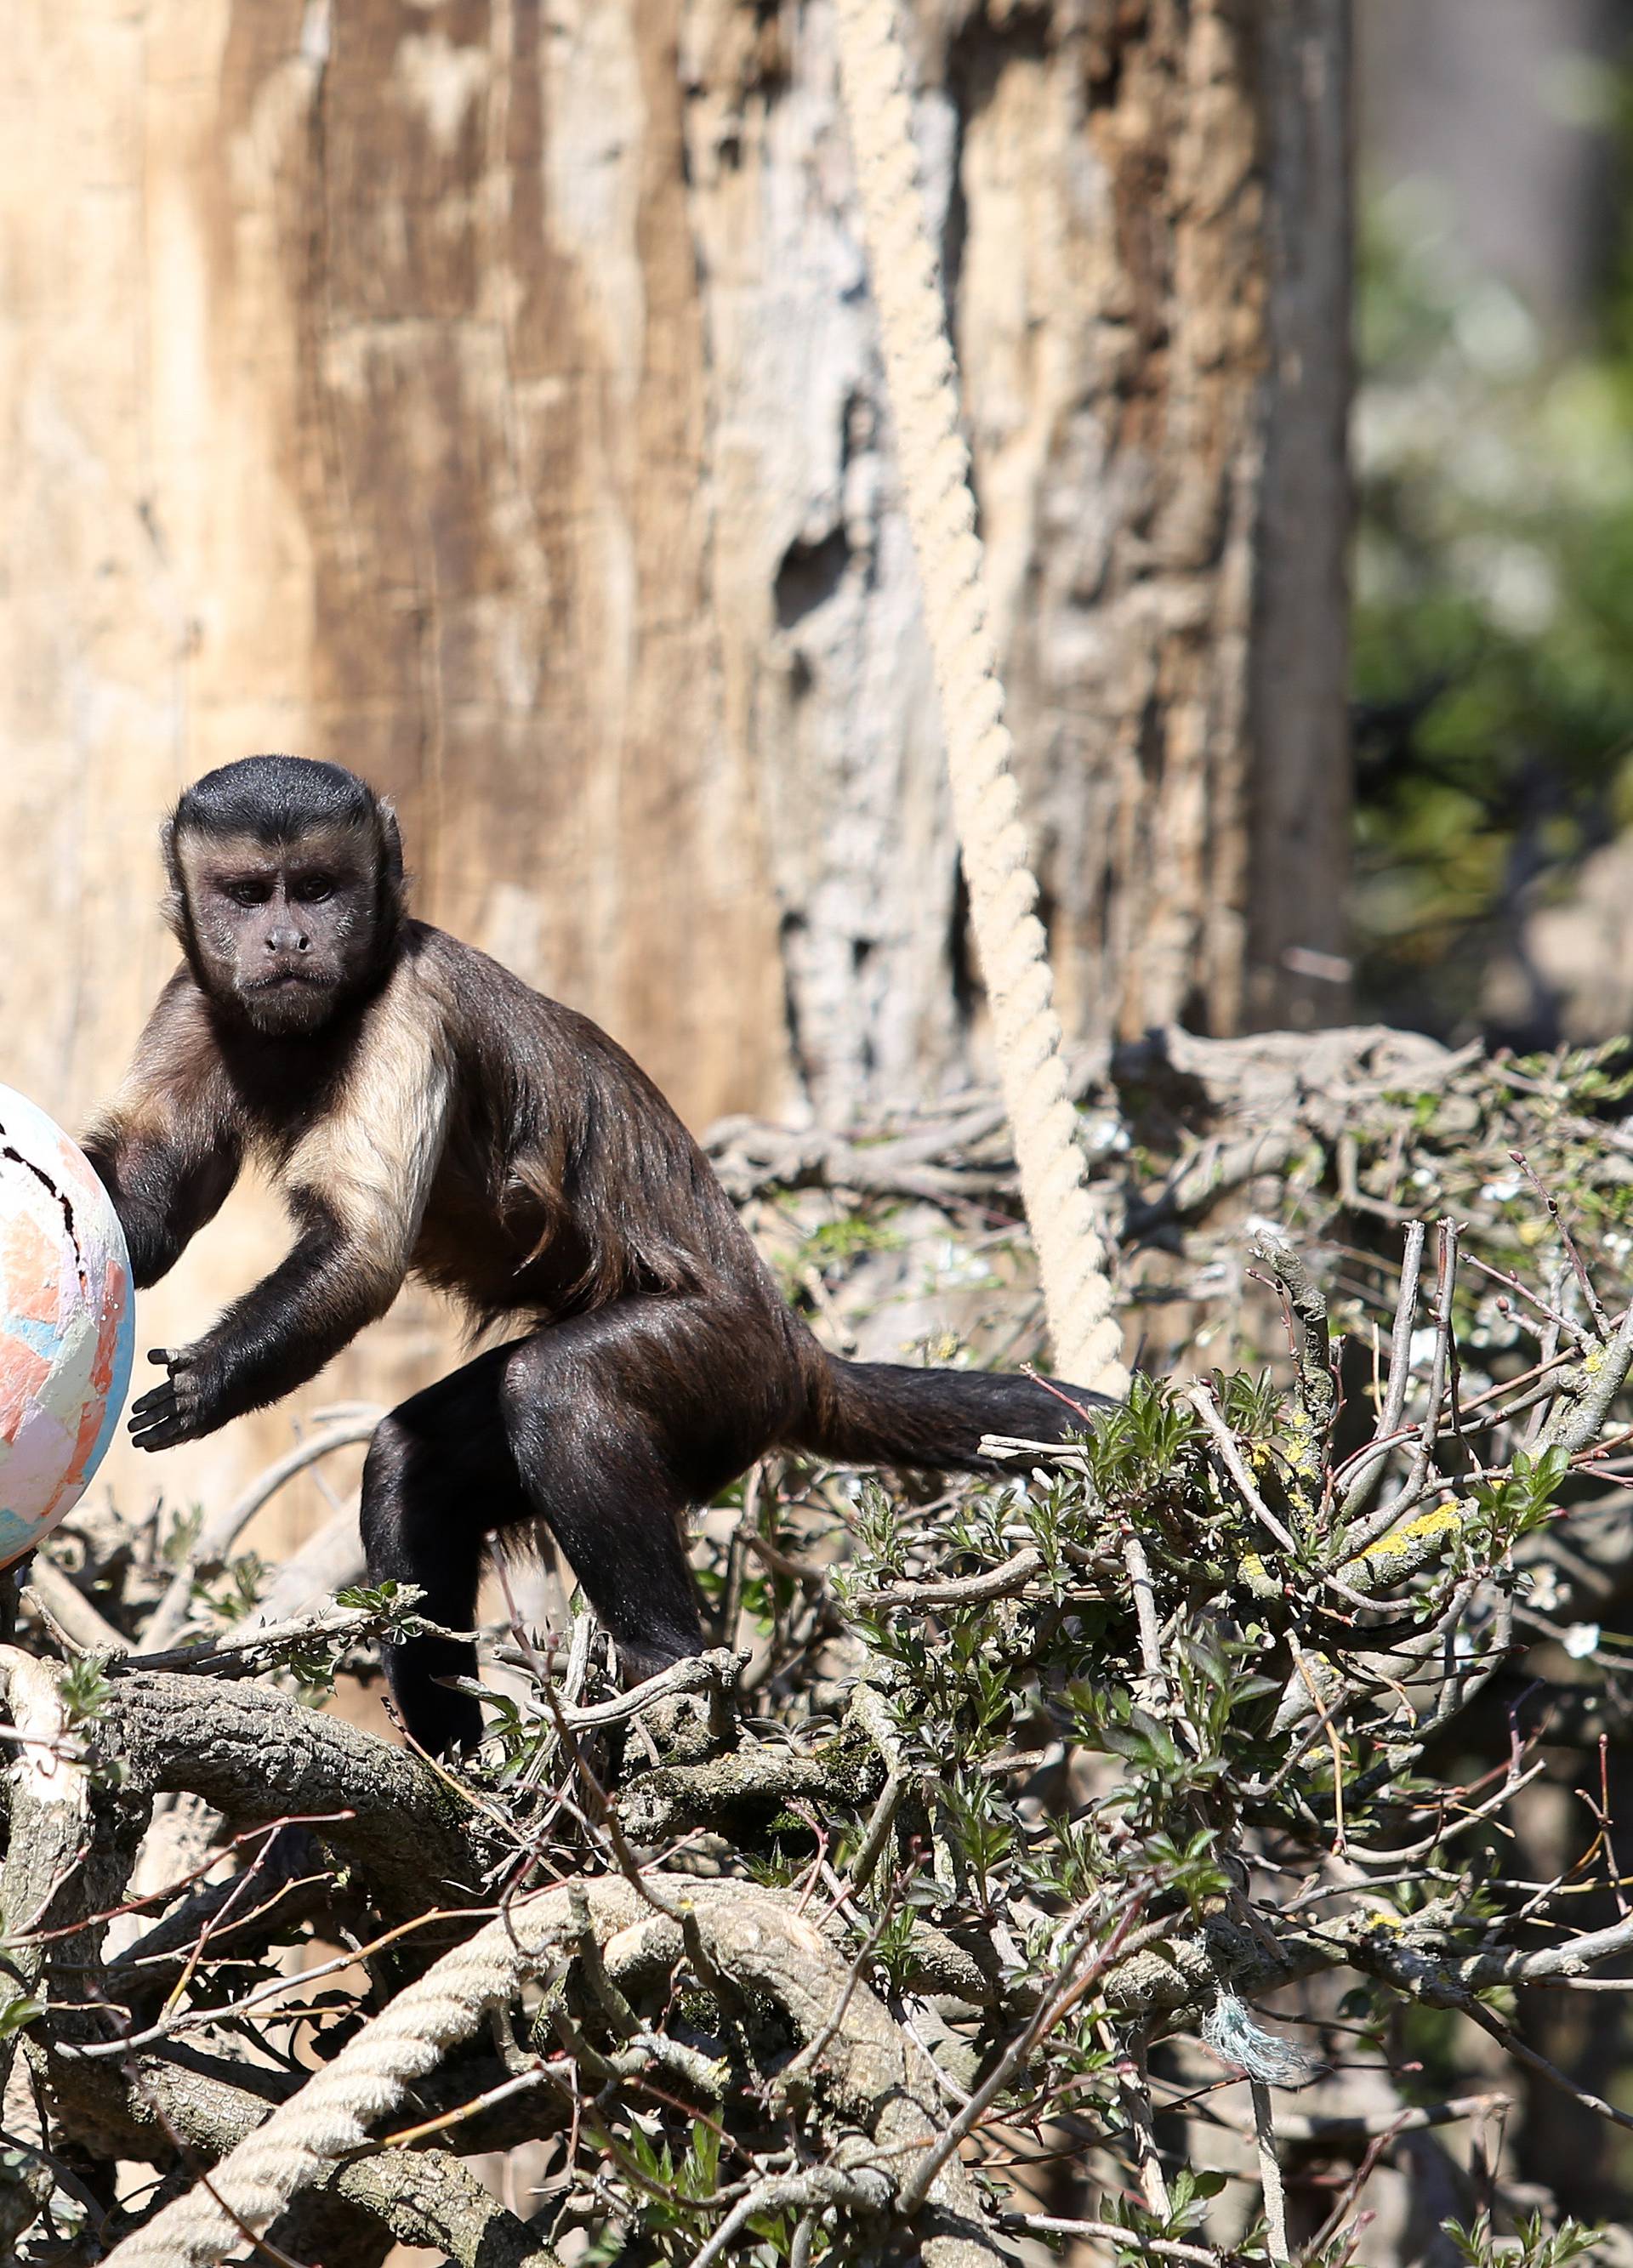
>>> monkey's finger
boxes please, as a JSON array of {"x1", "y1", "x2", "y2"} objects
[
  {"x1": 129, "y1": 1398, "x2": 182, "y2": 1441},
  {"x1": 130, "y1": 1382, "x2": 179, "y2": 1418},
  {"x1": 146, "y1": 1347, "x2": 180, "y2": 1370},
  {"x1": 131, "y1": 1421, "x2": 185, "y2": 1452},
  {"x1": 129, "y1": 1400, "x2": 188, "y2": 1444}
]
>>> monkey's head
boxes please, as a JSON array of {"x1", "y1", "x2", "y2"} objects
[{"x1": 163, "y1": 755, "x2": 406, "y2": 1037}]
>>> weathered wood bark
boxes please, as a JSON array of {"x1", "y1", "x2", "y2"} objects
[{"x1": 0, "y1": 0, "x2": 1350, "y2": 1521}]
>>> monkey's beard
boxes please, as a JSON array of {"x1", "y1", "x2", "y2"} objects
[{"x1": 236, "y1": 971, "x2": 346, "y2": 1037}]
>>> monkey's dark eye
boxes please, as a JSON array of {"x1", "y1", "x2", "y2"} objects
[
  {"x1": 223, "y1": 879, "x2": 272, "y2": 907},
  {"x1": 292, "y1": 874, "x2": 337, "y2": 904}
]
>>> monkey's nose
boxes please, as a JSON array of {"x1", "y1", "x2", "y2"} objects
[{"x1": 266, "y1": 927, "x2": 312, "y2": 955}]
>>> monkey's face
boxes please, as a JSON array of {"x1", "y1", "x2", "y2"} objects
[{"x1": 172, "y1": 825, "x2": 387, "y2": 1036}]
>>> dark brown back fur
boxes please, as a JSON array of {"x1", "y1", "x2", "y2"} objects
[{"x1": 395, "y1": 924, "x2": 790, "y2": 1333}]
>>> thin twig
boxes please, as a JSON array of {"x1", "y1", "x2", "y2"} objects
[
  {"x1": 850, "y1": 1547, "x2": 1045, "y2": 1613},
  {"x1": 1123, "y1": 1534, "x2": 1169, "y2": 1708},
  {"x1": 895, "y1": 1892, "x2": 1150, "y2": 2219},
  {"x1": 1119, "y1": 2026, "x2": 1172, "y2": 2219},
  {"x1": 1186, "y1": 1385, "x2": 1299, "y2": 1554},
  {"x1": 687, "y1": 2166, "x2": 893, "y2": 2268},
  {"x1": 1339, "y1": 1220, "x2": 1425, "y2": 1525},
  {"x1": 1349, "y1": 1217, "x2": 1459, "y2": 1554},
  {"x1": 143, "y1": 1415, "x2": 384, "y2": 1649},
  {"x1": 1511, "y1": 1147, "x2": 1610, "y2": 1339},
  {"x1": 24, "y1": 1557, "x2": 128, "y2": 1657},
  {"x1": 997, "y1": 2220, "x2": 1219, "y2": 2265},
  {"x1": 1253, "y1": 2078, "x2": 1289, "y2": 2263}
]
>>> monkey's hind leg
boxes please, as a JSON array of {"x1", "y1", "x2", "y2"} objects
[
  {"x1": 497, "y1": 1300, "x2": 782, "y2": 1687},
  {"x1": 360, "y1": 1346, "x2": 529, "y2": 1755}
]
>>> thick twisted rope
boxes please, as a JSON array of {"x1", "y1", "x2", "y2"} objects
[
  {"x1": 834, "y1": 0, "x2": 1127, "y2": 1395},
  {"x1": 100, "y1": 1914, "x2": 532, "y2": 2267},
  {"x1": 100, "y1": 1877, "x2": 995, "y2": 2268}
]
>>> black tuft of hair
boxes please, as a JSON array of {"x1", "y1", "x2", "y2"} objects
[{"x1": 171, "y1": 755, "x2": 383, "y2": 846}]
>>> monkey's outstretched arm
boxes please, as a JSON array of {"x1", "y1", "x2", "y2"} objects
[
  {"x1": 128, "y1": 1191, "x2": 410, "y2": 1448},
  {"x1": 128, "y1": 1003, "x2": 452, "y2": 1450},
  {"x1": 83, "y1": 977, "x2": 245, "y2": 1288}
]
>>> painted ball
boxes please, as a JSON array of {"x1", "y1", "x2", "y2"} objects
[{"x1": 0, "y1": 1086, "x2": 134, "y2": 1568}]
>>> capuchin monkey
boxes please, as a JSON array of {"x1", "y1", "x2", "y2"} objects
[{"x1": 84, "y1": 755, "x2": 1112, "y2": 1752}]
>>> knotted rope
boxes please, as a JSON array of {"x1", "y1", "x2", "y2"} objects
[{"x1": 834, "y1": 0, "x2": 1127, "y2": 1395}]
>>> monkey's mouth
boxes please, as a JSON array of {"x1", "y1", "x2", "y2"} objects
[{"x1": 240, "y1": 969, "x2": 344, "y2": 1033}]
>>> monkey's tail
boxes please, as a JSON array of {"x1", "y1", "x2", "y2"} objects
[{"x1": 790, "y1": 1352, "x2": 1110, "y2": 1474}]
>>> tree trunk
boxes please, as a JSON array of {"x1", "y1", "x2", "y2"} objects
[{"x1": 0, "y1": 0, "x2": 1350, "y2": 1523}]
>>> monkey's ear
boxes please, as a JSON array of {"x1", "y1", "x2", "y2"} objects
[
  {"x1": 158, "y1": 818, "x2": 188, "y2": 941},
  {"x1": 377, "y1": 799, "x2": 407, "y2": 903}
]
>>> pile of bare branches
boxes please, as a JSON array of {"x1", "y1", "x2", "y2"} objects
[{"x1": 6, "y1": 1030, "x2": 1633, "y2": 2265}]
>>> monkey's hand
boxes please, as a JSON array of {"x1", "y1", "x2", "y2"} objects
[{"x1": 128, "y1": 1345, "x2": 225, "y2": 1451}]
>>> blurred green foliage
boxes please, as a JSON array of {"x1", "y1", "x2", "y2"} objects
[{"x1": 1353, "y1": 166, "x2": 1633, "y2": 1037}]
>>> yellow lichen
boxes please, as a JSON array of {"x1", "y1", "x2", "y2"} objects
[{"x1": 1351, "y1": 1505, "x2": 1462, "y2": 1561}]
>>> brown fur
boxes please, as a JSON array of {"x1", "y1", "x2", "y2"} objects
[{"x1": 85, "y1": 756, "x2": 1111, "y2": 1751}]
